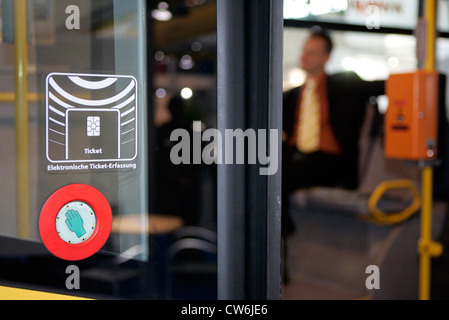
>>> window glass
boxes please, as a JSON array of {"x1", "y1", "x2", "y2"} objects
[
  {"x1": 284, "y1": 0, "x2": 419, "y2": 30},
  {"x1": 284, "y1": 0, "x2": 448, "y2": 33},
  {"x1": 438, "y1": 0, "x2": 449, "y2": 33},
  {"x1": 150, "y1": 0, "x2": 218, "y2": 300},
  {"x1": 282, "y1": 5, "x2": 449, "y2": 300}
]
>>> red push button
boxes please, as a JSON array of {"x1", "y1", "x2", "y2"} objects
[{"x1": 39, "y1": 184, "x2": 112, "y2": 261}]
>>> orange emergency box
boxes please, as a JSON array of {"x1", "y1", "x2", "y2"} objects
[{"x1": 385, "y1": 70, "x2": 439, "y2": 161}]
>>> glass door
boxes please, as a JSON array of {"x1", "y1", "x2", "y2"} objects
[{"x1": 0, "y1": 0, "x2": 282, "y2": 301}]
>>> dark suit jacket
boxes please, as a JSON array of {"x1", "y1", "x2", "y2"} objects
[{"x1": 283, "y1": 72, "x2": 385, "y2": 189}]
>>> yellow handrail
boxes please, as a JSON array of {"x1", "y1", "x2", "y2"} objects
[
  {"x1": 14, "y1": 0, "x2": 30, "y2": 239},
  {"x1": 418, "y1": 0, "x2": 443, "y2": 301},
  {"x1": 424, "y1": 0, "x2": 436, "y2": 72},
  {"x1": 419, "y1": 166, "x2": 443, "y2": 300},
  {"x1": 0, "y1": 92, "x2": 41, "y2": 103},
  {"x1": 368, "y1": 179, "x2": 421, "y2": 225}
]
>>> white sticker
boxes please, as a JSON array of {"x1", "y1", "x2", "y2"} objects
[{"x1": 45, "y1": 72, "x2": 138, "y2": 165}]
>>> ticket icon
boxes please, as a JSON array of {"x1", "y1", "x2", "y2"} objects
[{"x1": 45, "y1": 72, "x2": 138, "y2": 163}]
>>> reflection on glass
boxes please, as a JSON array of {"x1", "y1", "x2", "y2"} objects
[{"x1": 151, "y1": 0, "x2": 217, "y2": 300}]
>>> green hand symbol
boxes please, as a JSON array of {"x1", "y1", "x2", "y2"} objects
[{"x1": 65, "y1": 209, "x2": 86, "y2": 238}]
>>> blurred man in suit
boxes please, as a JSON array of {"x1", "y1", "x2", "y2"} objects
[{"x1": 282, "y1": 28, "x2": 385, "y2": 281}]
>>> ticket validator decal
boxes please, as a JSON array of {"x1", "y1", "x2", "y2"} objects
[
  {"x1": 45, "y1": 72, "x2": 138, "y2": 173},
  {"x1": 39, "y1": 184, "x2": 112, "y2": 261}
]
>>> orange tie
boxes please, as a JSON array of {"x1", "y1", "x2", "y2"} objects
[{"x1": 296, "y1": 79, "x2": 320, "y2": 153}]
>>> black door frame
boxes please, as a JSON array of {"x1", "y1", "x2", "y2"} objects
[{"x1": 217, "y1": 0, "x2": 283, "y2": 300}]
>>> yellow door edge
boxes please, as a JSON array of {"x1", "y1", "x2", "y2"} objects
[{"x1": 0, "y1": 285, "x2": 93, "y2": 300}]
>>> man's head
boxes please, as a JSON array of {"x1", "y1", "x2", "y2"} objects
[{"x1": 300, "y1": 29, "x2": 333, "y2": 77}]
